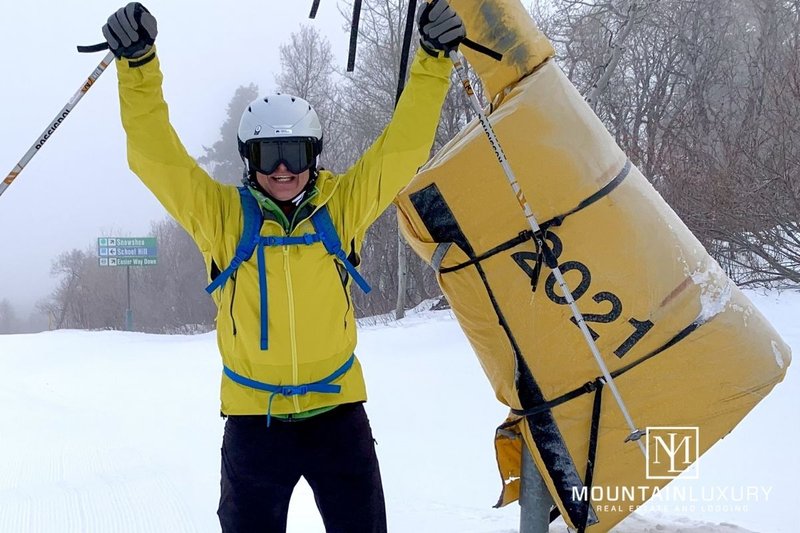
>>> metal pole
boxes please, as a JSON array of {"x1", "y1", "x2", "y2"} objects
[
  {"x1": 520, "y1": 443, "x2": 553, "y2": 533},
  {"x1": 125, "y1": 265, "x2": 133, "y2": 331},
  {"x1": 448, "y1": 49, "x2": 646, "y2": 454},
  {"x1": 1, "y1": 51, "x2": 115, "y2": 199}
]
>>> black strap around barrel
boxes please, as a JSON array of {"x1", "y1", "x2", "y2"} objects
[
  {"x1": 542, "y1": 380, "x2": 604, "y2": 529},
  {"x1": 577, "y1": 380, "x2": 604, "y2": 533}
]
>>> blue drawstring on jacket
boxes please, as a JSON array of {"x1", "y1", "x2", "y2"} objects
[{"x1": 223, "y1": 353, "x2": 356, "y2": 426}]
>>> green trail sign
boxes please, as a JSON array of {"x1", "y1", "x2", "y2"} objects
[
  {"x1": 96, "y1": 236, "x2": 159, "y2": 331},
  {"x1": 100, "y1": 257, "x2": 158, "y2": 267},
  {"x1": 98, "y1": 237, "x2": 158, "y2": 267}
]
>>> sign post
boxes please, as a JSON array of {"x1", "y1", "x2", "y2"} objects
[
  {"x1": 126, "y1": 265, "x2": 133, "y2": 331},
  {"x1": 520, "y1": 442, "x2": 553, "y2": 533},
  {"x1": 97, "y1": 237, "x2": 158, "y2": 331}
]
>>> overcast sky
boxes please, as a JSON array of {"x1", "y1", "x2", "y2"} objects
[{"x1": 0, "y1": 1, "x2": 351, "y2": 316}]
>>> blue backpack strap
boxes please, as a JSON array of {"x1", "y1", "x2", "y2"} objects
[
  {"x1": 205, "y1": 187, "x2": 263, "y2": 294},
  {"x1": 261, "y1": 234, "x2": 321, "y2": 246},
  {"x1": 311, "y1": 206, "x2": 371, "y2": 293}
]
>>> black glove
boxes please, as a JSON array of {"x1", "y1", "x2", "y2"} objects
[
  {"x1": 102, "y1": 2, "x2": 158, "y2": 59},
  {"x1": 417, "y1": 0, "x2": 465, "y2": 57}
]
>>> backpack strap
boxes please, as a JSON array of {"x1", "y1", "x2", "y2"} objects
[
  {"x1": 205, "y1": 187, "x2": 263, "y2": 294},
  {"x1": 311, "y1": 207, "x2": 372, "y2": 294},
  {"x1": 223, "y1": 353, "x2": 356, "y2": 426}
]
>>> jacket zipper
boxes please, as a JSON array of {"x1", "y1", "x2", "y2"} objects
[
  {"x1": 229, "y1": 273, "x2": 238, "y2": 335},
  {"x1": 337, "y1": 265, "x2": 352, "y2": 329},
  {"x1": 283, "y1": 245, "x2": 301, "y2": 412}
]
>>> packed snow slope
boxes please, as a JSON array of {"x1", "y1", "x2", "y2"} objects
[{"x1": 0, "y1": 290, "x2": 796, "y2": 532}]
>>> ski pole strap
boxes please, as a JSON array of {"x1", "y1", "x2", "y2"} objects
[
  {"x1": 461, "y1": 37, "x2": 503, "y2": 61},
  {"x1": 77, "y1": 41, "x2": 155, "y2": 67},
  {"x1": 223, "y1": 353, "x2": 356, "y2": 426},
  {"x1": 536, "y1": 229, "x2": 559, "y2": 269},
  {"x1": 77, "y1": 42, "x2": 110, "y2": 53}
]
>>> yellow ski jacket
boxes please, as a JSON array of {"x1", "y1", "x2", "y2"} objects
[{"x1": 116, "y1": 48, "x2": 452, "y2": 415}]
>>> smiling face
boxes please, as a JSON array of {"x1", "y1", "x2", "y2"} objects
[{"x1": 255, "y1": 163, "x2": 311, "y2": 201}]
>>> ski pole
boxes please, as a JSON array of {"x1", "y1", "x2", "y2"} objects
[
  {"x1": 448, "y1": 49, "x2": 646, "y2": 456},
  {"x1": 1, "y1": 50, "x2": 116, "y2": 199}
]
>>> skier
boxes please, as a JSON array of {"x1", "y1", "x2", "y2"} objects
[{"x1": 102, "y1": 1, "x2": 464, "y2": 531}]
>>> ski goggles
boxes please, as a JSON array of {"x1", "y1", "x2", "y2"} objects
[{"x1": 245, "y1": 138, "x2": 318, "y2": 175}]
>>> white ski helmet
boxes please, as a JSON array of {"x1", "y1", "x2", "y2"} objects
[{"x1": 237, "y1": 94, "x2": 323, "y2": 164}]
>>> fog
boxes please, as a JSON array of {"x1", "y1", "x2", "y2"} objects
[{"x1": 0, "y1": 1, "x2": 349, "y2": 317}]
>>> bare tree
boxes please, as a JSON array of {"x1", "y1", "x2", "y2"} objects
[
  {"x1": 198, "y1": 84, "x2": 260, "y2": 185},
  {"x1": 40, "y1": 218, "x2": 215, "y2": 333},
  {"x1": 0, "y1": 299, "x2": 19, "y2": 334},
  {"x1": 133, "y1": 218, "x2": 215, "y2": 333},
  {"x1": 275, "y1": 24, "x2": 348, "y2": 173},
  {"x1": 700, "y1": 0, "x2": 800, "y2": 285},
  {"x1": 539, "y1": 0, "x2": 800, "y2": 286},
  {"x1": 41, "y1": 249, "x2": 89, "y2": 329}
]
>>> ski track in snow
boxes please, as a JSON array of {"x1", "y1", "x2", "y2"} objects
[{"x1": 0, "y1": 447, "x2": 197, "y2": 533}]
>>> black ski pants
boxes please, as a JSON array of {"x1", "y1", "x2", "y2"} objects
[{"x1": 217, "y1": 402, "x2": 387, "y2": 533}]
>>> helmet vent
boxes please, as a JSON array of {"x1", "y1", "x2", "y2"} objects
[
  {"x1": 248, "y1": 106, "x2": 251, "y2": 112},
  {"x1": 291, "y1": 97, "x2": 296, "y2": 102}
]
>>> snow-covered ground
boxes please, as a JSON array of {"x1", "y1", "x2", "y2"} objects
[{"x1": 0, "y1": 290, "x2": 796, "y2": 532}]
